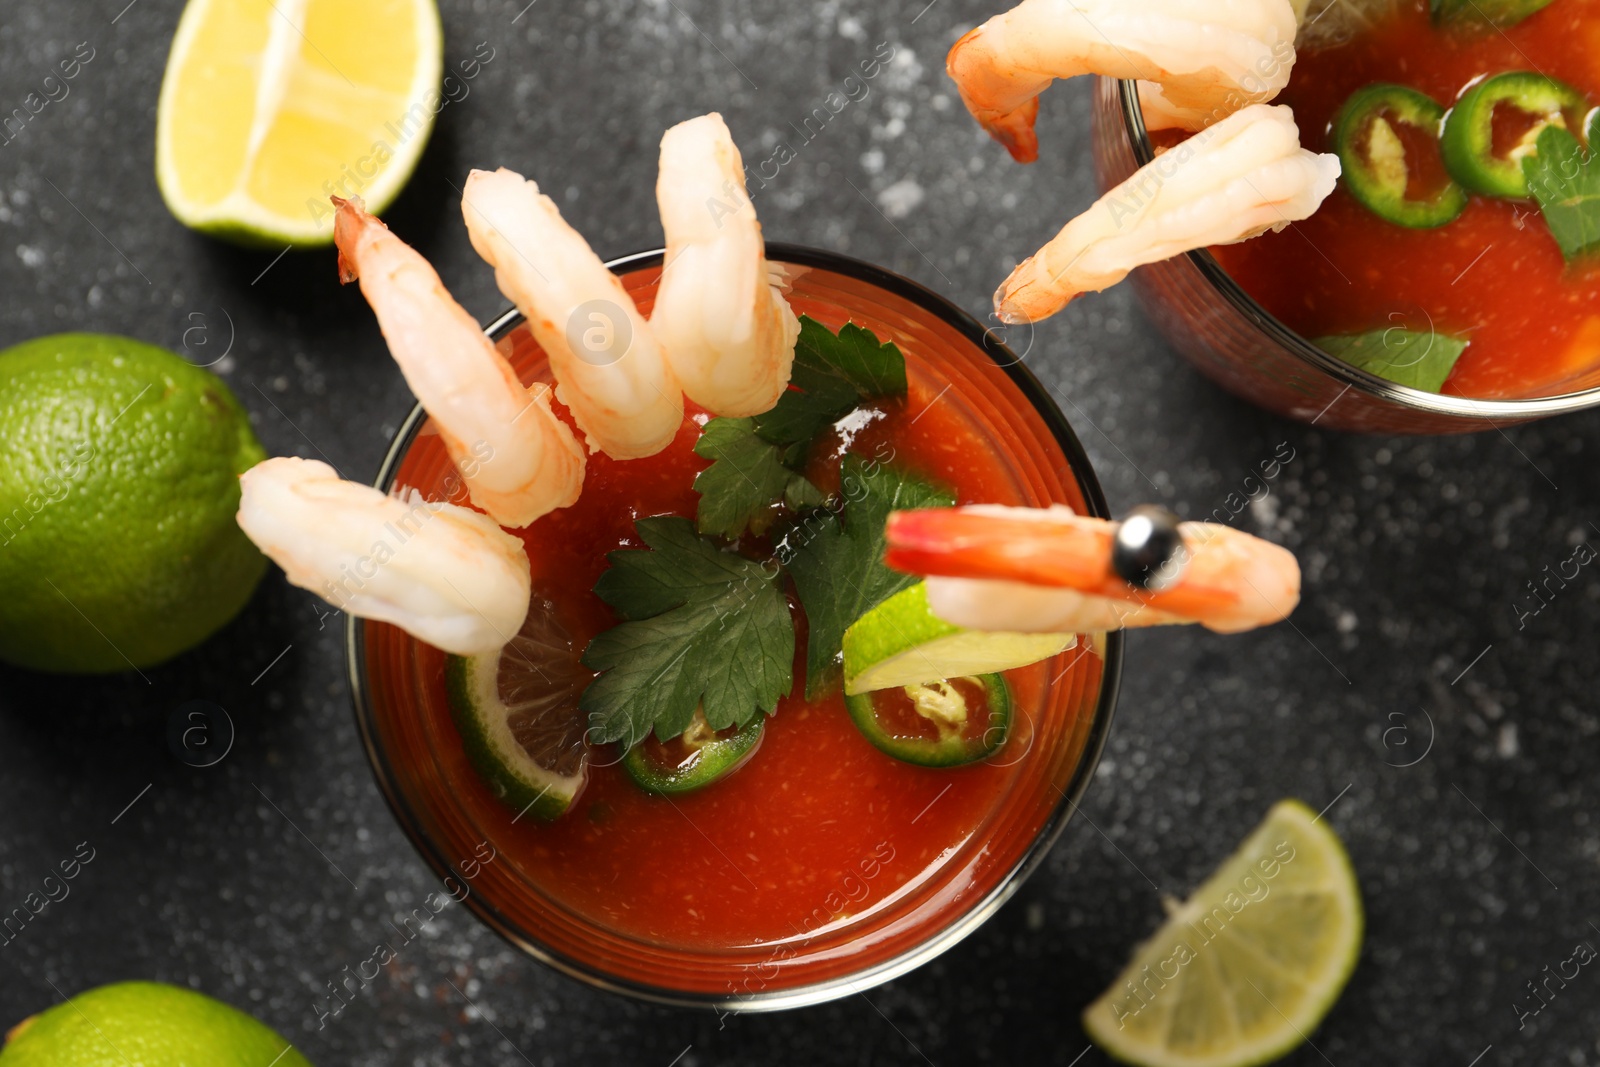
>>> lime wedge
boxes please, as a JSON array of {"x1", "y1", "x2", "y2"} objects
[
  {"x1": 841, "y1": 583, "x2": 1075, "y2": 695},
  {"x1": 445, "y1": 597, "x2": 588, "y2": 821},
  {"x1": 155, "y1": 0, "x2": 443, "y2": 246},
  {"x1": 1084, "y1": 799, "x2": 1363, "y2": 1067}
]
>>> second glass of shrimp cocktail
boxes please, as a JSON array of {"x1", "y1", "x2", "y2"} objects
[{"x1": 236, "y1": 113, "x2": 1298, "y2": 1008}]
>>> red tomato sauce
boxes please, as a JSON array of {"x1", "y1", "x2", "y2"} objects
[
  {"x1": 417, "y1": 385, "x2": 1051, "y2": 949},
  {"x1": 1210, "y1": 0, "x2": 1600, "y2": 398}
]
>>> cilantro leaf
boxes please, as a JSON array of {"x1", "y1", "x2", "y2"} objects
[
  {"x1": 580, "y1": 517, "x2": 795, "y2": 744},
  {"x1": 785, "y1": 455, "x2": 954, "y2": 699},
  {"x1": 1525, "y1": 125, "x2": 1600, "y2": 261},
  {"x1": 754, "y1": 316, "x2": 909, "y2": 445},
  {"x1": 1314, "y1": 329, "x2": 1468, "y2": 393},
  {"x1": 693, "y1": 316, "x2": 908, "y2": 538},
  {"x1": 692, "y1": 418, "x2": 824, "y2": 538},
  {"x1": 1430, "y1": 0, "x2": 1554, "y2": 27}
]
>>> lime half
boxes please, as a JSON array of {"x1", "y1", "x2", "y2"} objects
[
  {"x1": 842, "y1": 583, "x2": 1075, "y2": 695},
  {"x1": 446, "y1": 597, "x2": 588, "y2": 821},
  {"x1": 1084, "y1": 799, "x2": 1363, "y2": 1067}
]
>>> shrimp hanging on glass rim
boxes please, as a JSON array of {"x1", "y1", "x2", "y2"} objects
[
  {"x1": 651, "y1": 112, "x2": 800, "y2": 418},
  {"x1": 946, "y1": 0, "x2": 1301, "y2": 162},
  {"x1": 236, "y1": 457, "x2": 532, "y2": 656},
  {"x1": 884, "y1": 503, "x2": 1300, "y2": 634},
  {"x1": 994, "y1": 104, "x2": 1339, "y2": 324},
  {"x1": 333, "y1": 195, "x2": 585, "y2": 528},
  {"x1": 461, "y1": 166, "x2": 685, "y2": 461}
]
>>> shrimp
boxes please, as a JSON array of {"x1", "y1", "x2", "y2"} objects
[
  {"x1": 650, "y1": 113, "x2": 800, "y2": 418},
  {"x1": 994, "y1": 104, "x2": 1339, "y2": 324},
  {"x1": 333, "y1": 196, "x2": 585, "y2": 528},
  {"x1": 947, "y1": 0, "x2": 1299, "y2": 162},
  {"x1": 236, "y1": 457, "x2": 531, "y2": 655},
  {"x1": 1136, "y1": 81, "x2": 1229, "y2": 133},
  {"x1": 884, "y1": 504, "x2": 1300, "y2": 634},
  {"x1": 461, "y1": 167, "x2": 684, "y2": 460}
]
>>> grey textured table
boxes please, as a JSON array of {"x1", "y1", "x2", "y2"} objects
[{"x1": 1, "y1": 1, "x2": 1597, "y2": 1064}]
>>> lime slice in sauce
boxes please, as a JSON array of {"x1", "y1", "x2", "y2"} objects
[
  {"x1": 445, "y1": 597, "x2": 588, "y2": 821},
  {"x1": 842, "y1": 583, "x2": 1075, "y2": 695}
]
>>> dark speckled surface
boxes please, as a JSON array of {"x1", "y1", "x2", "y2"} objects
[{"x1": 0, "y1": 1, "x2": 1597, "y2": 1063}]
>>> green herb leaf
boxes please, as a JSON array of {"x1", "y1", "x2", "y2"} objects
[
  {"x1": 1524, "y1": 125, "x2": 1600, "y2": 262},
  {"x1": 581, "y1": 517, "x2": 795, "y2": 745},
  {"x1": 692, "y1": 418, "x2": 824, "y2": 538},
  {"x1": 786, "y1": 454, "x2": 954, "y2": 699},
  {"x1": 1314, "y1": 329, "x2": 1469, "y2": 393},
  {"x1": 694, "y1": 316, "x2": 908, "y2": 538},
  {"x1": 1430, "y1": 0, "x2": 1554, "y2": 27},
  {"x1": 754, "y1": 316, "x2": 908, "y2": 445}
]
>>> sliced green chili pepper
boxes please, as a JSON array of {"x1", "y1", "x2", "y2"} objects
[
  {"x1": 622, "y1": 711, "x2": 764, "y2": 795},
  {"x1": 1441, "y1": 72, "x2": 1591, "y2": 198},
  {"x1": 844, "y1": 673, "x2": 1011, "y2": 768},
  {"x1": 1431, "y1": 0, "x2": 1555, "y2": 28},
  {"x1": 1334, "y1": 84, "x2": 1466, "y2": 228}
]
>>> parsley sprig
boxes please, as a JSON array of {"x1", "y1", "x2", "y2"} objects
[
  {"x1": 785, "y1": 454, "x2": 954, "y2": 698},
  {"x1": 1524, "y1": 125, "x2": 1600, "y2": 262},
  {"x1": 692, "y1": 315, "x2": 908, "y2": 538},
  {"x1": 1313, "y1": 328, "x2": 1468, "y2": 393},
  {"x1": 581, "y1": 318, "x2": 951, "y2": 745},
  {"x1": 580, "y1": 517, "x2": 794, "y2": 746}
]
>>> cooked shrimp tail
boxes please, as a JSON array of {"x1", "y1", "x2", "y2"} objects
[
  {"x1": 651, "y1": 112, "x2": 799, "y2": 418},
  {"x1": 994, "y1": 104, "x2": 1339, "y2": 323},
  {"x1": 461, "y1": 167, "x2": 685, "y2": 460},
  {"x1": 333, "y1": 195, "x2": 585, "y2": 527},
  {"x1": 947, "y1": 0, "x2": 1299, "y2": 161},
  {"x1": 237, "y1": 457, "x2": 532, "y2": 655},
  {"x1": 884, "y1": 503, "x2": 1300, "y2": 634}
]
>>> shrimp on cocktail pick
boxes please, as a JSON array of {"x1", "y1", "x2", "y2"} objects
[
  {"x1": 947, "y1": 0, "x2": 1298, "y2": 161},
  {"x1": 884, "y1": 504, "x2": 1300, "y2": 635},
  {"x1": 333, "y1": 196, "x2": 584, "y2": 528},
  {"x1": 236, "y1": 457, "x2": 531, "y2": 656},
  {"x1": 461, "y1": 167, "x2": 684, "y2": 460},
  {"x1": 651, "y1": 113, "x2": 800, "y2": 418},
  {"x1": 994, "y1": 104, "x2": 1339, "y2": 324}
]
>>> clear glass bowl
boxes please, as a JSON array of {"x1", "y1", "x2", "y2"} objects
[
  {"x1": 1092, "y1": 76, "x2": 1600, "y2": 433},
  {"x1": 347, "y1": 244, "x2": 1122, "y2": 1010}
]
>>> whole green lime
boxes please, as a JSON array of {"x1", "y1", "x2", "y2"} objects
[
  {"x1": 0, "y1": 981, "x2": 312, "y2": 1066},
  {"x1": 0, "y1": 333, "x2": 267, "y2": 673}
]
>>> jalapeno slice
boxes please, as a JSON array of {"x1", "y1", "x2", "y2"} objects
[
  {"x1": 622, "y1": 711, "x2": 764, "y2": 795},
  {"x1": 1334, "y1": 83, "x2": 1466, "y2": 228},
  {"x1": 1431, "y1": 0, "x2": 1554, "y2": 28},
  {"x1": 844, "y1": 673, "x2": 1011, "y2": 768},
  {"x1": 1441, "y1": 72, "x2": 1591, "y2": 198}
]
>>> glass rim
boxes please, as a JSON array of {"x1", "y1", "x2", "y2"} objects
[
  {"x1": 1113, "y1": 78, "x2": 1600, "y2": 421},
  {"x1": 345, "y1": 241, "x2": 1125, "y2": 1011}
]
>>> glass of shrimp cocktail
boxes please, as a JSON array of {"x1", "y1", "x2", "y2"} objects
[
  {"x1": 345, "y1": 243, "x2": 1117, "y2": 1007},
  {"x1": 236, "y1": 114, "x2": 1299, "y2": 1009},
  {"x1": 943, "y1": 0, "x2": 1600, "y2": 433}
]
